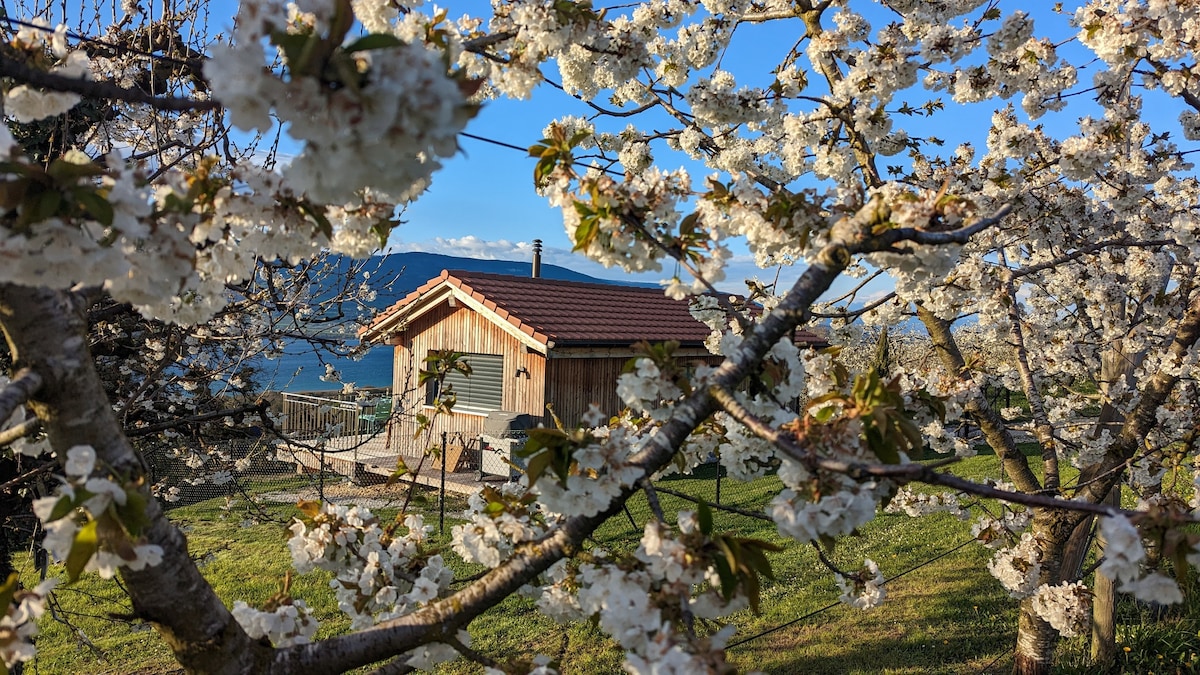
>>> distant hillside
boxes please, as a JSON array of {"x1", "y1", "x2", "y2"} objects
[{"x1": 348, "y1": 251, "x2": 657, "y2": 309}]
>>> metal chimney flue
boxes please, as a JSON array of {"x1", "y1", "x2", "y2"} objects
[{"x1": 532, "y1": 239, "x2": 542, "y2": 278}]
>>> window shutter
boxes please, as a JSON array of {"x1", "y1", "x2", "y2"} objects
[{"x1": 439, "y1": 353, "x2": 504, "y2": 411}]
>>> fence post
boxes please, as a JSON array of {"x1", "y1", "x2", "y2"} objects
[
  {"x1": 715, "y1": 463, "x2": 722, "y2": 505},
  {"x1": 439, "y1": 431, "x2": 447, "y2": 535},
  {"x1": 319, "y1": 447, "x2": 326, "y2": 503}
]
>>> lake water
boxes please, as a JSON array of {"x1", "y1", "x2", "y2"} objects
[{"x1": 256, "y1": 346, "x2": 394, "y2": 393}]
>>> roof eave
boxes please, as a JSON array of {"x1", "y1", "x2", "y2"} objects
[{"x1": 361, "y1": 278, "x2": 550, "y2": 355}]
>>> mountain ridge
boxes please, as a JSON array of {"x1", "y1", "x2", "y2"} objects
[{"x1": 354, "y1": 251, "x2": 659, "y2": 308}]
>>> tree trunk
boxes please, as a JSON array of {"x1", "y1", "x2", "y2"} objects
[
  {"x1": 1014, "y1": 601, "x2": 1060, "y2": 675},
  {"x1": 0, "y1": 283, "x2": 275, "y2": 673},
  {"x1": 1013, "y1": 508, "x2": 1082, "y2": 674}
]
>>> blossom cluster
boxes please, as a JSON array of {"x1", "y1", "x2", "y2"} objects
[
  {"x1": 616, "y1": 358, "x2": 684, "y2": 421},
  {"x1": 207, "y1": 0, "x2": 477, "y2": 206},
  {"x1": 530, "y1": 426, "x2": 646, "y2": 519},
  {"x1": 451, "y1": 483, "x2": 545, "y2": 568},
  {"x1": 986, "y1": 532, "x2": 1042, "y2": 599},
  {"x1": 885, "y1": 488, "x2": 967, "y2": 519},
  {"x1": 32, "y1": 445, "x2": 164, "y2": 579},
  {"x1": 285, "y1": 504, "x2": 453, "y2": 632},
  {"x1": 770, "y1": 486, "x2": 879, "y2": 545},
  {"x1": 1030, "y1": 581, "x2": 1090, "y2": 638},
  {"x1": 530, "y1": 512, "x2": 746, "y2": 673},
  {"x1": 835, "y1": 559, "x2": 886, "y2": 610},
  {"x1": 230, "y1": 598, "x2": 319, "y2": 647},
  {"x1": 4, "y1": 21, "x2": 89, "y2": 123},
  {"x1": 1097, "y1": 515, "x2": 1184, "y2": 606},
  {"x1": 0, "y1": 576, "x2": 56, "y2": 670}
]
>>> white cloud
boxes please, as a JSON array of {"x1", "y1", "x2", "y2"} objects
[{"x1": 388, "y1": 235, "x2": 531, "y2": 260}]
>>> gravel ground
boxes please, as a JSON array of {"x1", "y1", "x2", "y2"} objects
[{"x1": 260, "y1": 481, "x2": 413, "y2": 510}]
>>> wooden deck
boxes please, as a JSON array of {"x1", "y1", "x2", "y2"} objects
[{"x1": 276, "y1": 433, "x2": 511, "y2": 496}]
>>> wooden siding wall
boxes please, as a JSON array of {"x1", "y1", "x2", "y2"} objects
[
  {"x1": 390, "y1": 303, "x2": 546, "y2": 453},
  {"x1": 544, "y1": 354, "x2": 724, "y2": 426},
  {"x1": 544, "y1": 357, "x2": 628, "y2": 426}
]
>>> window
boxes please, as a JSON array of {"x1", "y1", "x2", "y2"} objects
[{"x1": 424, "y1": 352, "x2": 504, "y2": 412}]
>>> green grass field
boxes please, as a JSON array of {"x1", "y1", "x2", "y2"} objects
[{"x1": 13, "y1": 450, "x2": 1200, "y2": 674}]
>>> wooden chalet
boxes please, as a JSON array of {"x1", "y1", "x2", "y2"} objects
[{"x1": 359, "y1": 267, "x2": 825, "y2": 457}]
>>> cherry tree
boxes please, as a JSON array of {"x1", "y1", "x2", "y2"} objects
[{"x1": 2, "y1": 1, "x2": 1200, "y2": 674}]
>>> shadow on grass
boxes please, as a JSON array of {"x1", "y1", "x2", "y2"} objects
[{"x1": 727, "y1": 561, "x2": 1017, "y2": 674}]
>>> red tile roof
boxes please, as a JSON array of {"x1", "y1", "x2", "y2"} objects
[{"x1": 363, "y1": 270, "x2": 825, "y2": 349}]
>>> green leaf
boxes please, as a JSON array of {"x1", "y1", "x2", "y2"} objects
[
  {"x1": 716, "y1": 536, "x2": 739, "y2": 574},
  {"x1": 272, "y1": 31, "x2": 318, "y2": 72},
  {"x1": 870, "y1": 433, "x2": 901, "y2": 465},
  {"x1": 29, "y1": 189, "x2": 63, "y2": 223},
  {"x1": 744, "y1": 564, "x2": 762, "y2": 613},
  {"x1": 47, "y1": 157, "x2": 103, "y2": 181},
  {"x1": 48, "y1": 494, "x2": 76, "y2": 522},
  {"x1": 343, "y1": 32, "x2": 405, "y2": 53},
  {"x1": 117, "y1": 489, "x2": 150, "y2": 537},
  {"x1": 740, "y1": 542, "x2": 776, "y2": 580},
  {"x1": 297, "y1": 500, "x2": 323, "y2": 518},
  {"x1": 697, "y1": 500, "x2": 713, "y2": 536},
  {"x1": 97, "y1": 514, "x2": 137, "y2": 562},
  {"x1": 524, "y1": 450, "x2": 554, "y2": 485},
  {"x1": 385, "y1": 457, "x2": 410, "y2": 486},
  {"x1": 66, "y1": 519, "x2": 99, "y2": 582},
  {"x1": 712, "y1": 555, "x2": 736, "y2": 601},
  {"x1": 572, "y1": 216, "x2": 598, "y2": 251}
]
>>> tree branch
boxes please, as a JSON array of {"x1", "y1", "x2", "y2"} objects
[
  {"x1": 879, "y1": 205, "x2": 1013, "y2": 247},
  {"x1": 125, "y1": 400, "x2": 270, "y2": 438},
  {"x1": 1001, "y1": 267, "x2": 1061, "y2": 491},
  {"x1": 709, "y1": 383, "x2": 1136, "y2": 519},
  {"x1": 0, "y1": 55, "x2": 219, "y2": 112},
  {"x1": 1077, "y1": 289, "x2": 1200, "y2": 504},
  {"x1": 0, "y1": 282, "x2": 273, "y2": 673},
  {"x1": 0, "y1": 368, "x2": 43, "y2": 428},
  {"x1": 915, "y1": 305, "x2": 1043, "y2": 494},
  {"x1": 0, "y1": 458, "x2": 53, "y2": 493}
]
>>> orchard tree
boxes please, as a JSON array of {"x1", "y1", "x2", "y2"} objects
[{"x1": 2, "y1": 1, "x2": 1200, "y2": 675}]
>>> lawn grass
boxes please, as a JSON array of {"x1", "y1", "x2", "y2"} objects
[{"x1": 15, "y1": 450, "x2": 1198, "y2": 674}]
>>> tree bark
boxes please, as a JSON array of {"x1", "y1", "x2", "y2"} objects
[
  {"x1": 1014, "y1": 601, "x2": 1059, "y2": 675},
  {"x1": 1013, "y1": 508, "x2": 1084, "y2": 674}
]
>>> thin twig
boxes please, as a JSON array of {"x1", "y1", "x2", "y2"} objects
[
  {"x1": 640, "y1": 478, "x2": 667, "y2": 524},
  {"x1": 0, "y1": 416, "x2": 41, "y2": 449},
  {"x1": 125, "y1": 399, "x2": 270, "y2": 437},
  {"x1": 0, "y1": 458, "x2": 53, "y2": 493}
]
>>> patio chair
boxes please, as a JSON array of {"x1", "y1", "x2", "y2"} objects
[{"x1": 359, "y1": 396, "x2": 392, "y2": 434}]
